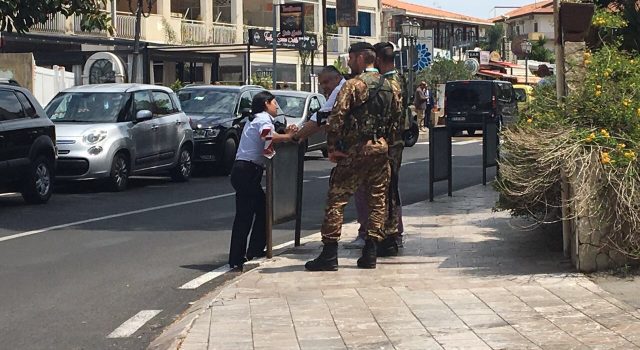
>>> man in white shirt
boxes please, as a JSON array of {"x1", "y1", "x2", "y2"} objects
[{"x1": 291, "y1": 66, "x2": 346, "y2": 142}]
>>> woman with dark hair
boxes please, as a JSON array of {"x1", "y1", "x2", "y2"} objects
[{"x1": 228, "y1": 91, "x2": 297, "y2": 269}]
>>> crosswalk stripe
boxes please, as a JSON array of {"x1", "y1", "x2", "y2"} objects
[{"x1": 107, "y1": 310, "x2": 162, "y2": 338}]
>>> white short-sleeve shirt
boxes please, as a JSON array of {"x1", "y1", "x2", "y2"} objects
[{"x1": 235, "y1": 112, "x2": 275, "y2": 166}]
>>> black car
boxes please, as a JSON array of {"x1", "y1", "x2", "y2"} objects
[
  {"x1": 0, "y1": 85, "x2": 56, "y2": 204},
  {"x1": 444, "y1": 80, "x2": 518, "y2": 136},
  {"x1": 177, "y1": 85, "x2": 268, "y2": 175}
]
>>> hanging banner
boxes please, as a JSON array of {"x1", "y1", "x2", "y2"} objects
[
  {"x1": 337, "y1": 0, "x2": 358, "y2": 27},
  {"x1": 249, "y1": 29, "x2": 318, "y2": 51},
  {"x1": 280, "y1": 2, "x2": 304, "y2": 38}
]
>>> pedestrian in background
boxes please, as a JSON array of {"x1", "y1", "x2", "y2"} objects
[
  {"x1": 305, "y1": 42, "x2": 402, "y2": 271},
  {"x1": 414, "y1": 81, "x2": 429, "y2": 131},
  {"x1": 228, "y1": 91, "x2": 297, "y2": 269}
]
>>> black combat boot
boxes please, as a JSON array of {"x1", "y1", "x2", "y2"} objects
[
  {"x1": 357, "y1": 239, "x2": 378, "y2": 269},
  {"x1": 377, "y1": 236, "x2": 399, "y2": 257},
  {"x1": 305, "y1": 242, "x2": 338, "y2": 271}
]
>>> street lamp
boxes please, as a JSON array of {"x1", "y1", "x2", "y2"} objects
[
  {"x1": 401, "y1": 20, "x2": 421, "y2": 97},
  {"x1": 520, "y1": 40, "x2": 533, "y2": 84}
]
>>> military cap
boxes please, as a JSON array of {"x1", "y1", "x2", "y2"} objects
[{"x1": 348, "y1": 42, "x2": 375, "y2": 54}]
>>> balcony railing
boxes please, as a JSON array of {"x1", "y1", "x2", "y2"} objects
[
  {"x1": 74, "y1": 14, "x2": 108, "y2": 36},
  {"x1": 116, "y1": 13, "x2": 137, "y2": 39},
  {"x1": 211, "y1": 22, "x2": 236, "y2": 44},
  {"x1": 182, "y1": 20, "x2": 208, "y2": 44},
  {"x1": 31, "y1": 13, "x2": 66, "y2": 34}
]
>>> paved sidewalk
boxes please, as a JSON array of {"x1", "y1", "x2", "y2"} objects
[{"x1": 172, "y1": 185, "x2": 640, "y2": 350}]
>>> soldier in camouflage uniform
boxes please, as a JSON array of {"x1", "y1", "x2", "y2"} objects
[
  {"x1": 374, "y1": 42, "x2": 408, "y2": 257},
  {"x1": 305, "y1": 42, "x2": 402, "y2": 271}
]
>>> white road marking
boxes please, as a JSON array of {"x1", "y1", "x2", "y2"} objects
[
  {"x1": 0, "y1": 192, "x2": 19, "y2": 197},
  {"x1": 415, "y1": 141, "x2": 429, "y2": 145},
  {"x1": 0, "y1": 192, "x2": 235, "y2": 244},
  {"x1": 179, "y1": 265, "x2": 232, "y2": 289},
  {"x1": 317, "y1": 175, "x2": 331, "y2": 179},
  {"x1": 107, "y1": 310, "x2": 162, "y2": 338},
  {"x1": 454, "y1": 140, "x2": 482, "y2": 145}
]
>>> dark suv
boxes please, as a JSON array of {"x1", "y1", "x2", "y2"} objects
[
  {"x1": 177, "y1": 85, "x2": 267, "y2": 175},
  {"x1": 0, "y1": 85, "x2": 56, "y2": 204},
  {"x1": 445, "y1": 80, "x2": 518, "y2": 135}
]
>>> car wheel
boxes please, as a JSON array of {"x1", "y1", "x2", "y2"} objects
[
  {"x1": 108, "y1": 152, "x2": 129, "y2": 192},
  {"x1": 466, "y1": 128, "x2": 476, "y2": 136},
  {"x1": 21, "y1": 156, "x2": 53, "y2": 204},
  {"x1": 403, "y1": 123, "x2": 419, "y2": 148},
  {"x1": 220, "y1": 137, "x2": 237, "y2": 176},
  {"x1": 171, "y1": 146, "x2": 192, "y2": 182}
]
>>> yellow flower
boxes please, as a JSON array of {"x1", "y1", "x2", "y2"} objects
[
  {"x1": 617, "y1": 143, "x2": 626, "y2": 150},
  {"x1": 623, "y1": 99, "x2": 632, "y2": 107},
  {"x1": 601, "y1": 152, "x2": 611, "y2": 164},
  {"x1": 595, "y1": 90, "x2": 602, "y2": 97},
  {"x1": 596, "y1": 85, "x2": 602, "y2": 89},
  {"x1": 600, "y1": 129, "x2": 610, "y2": 138},
  {"x1": 584, "y1": 60, "x2": 592, "y2": 65},
  {"x1": 585, "y1": 133, "x2": 596, "y2": 142},
  {"x1": 527, "y1": 118, "x2": 533, "y2": 124},
  {"x1": 624, "y1": 151, "x2": 637, "y2": 159},
  {"x1": 637, "y1": 108, "x2": 640, "y2": 117},
  {"x1": 604, "y1": 71, "x2": 610, "y2": 78}
]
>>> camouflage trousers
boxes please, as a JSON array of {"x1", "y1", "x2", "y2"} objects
[
  {"x1": 321, "y1": 153, "x2": 390, "y2": 244},
  {"x1": 383, "y1": 143, "x2": 404, "y2": 237}
]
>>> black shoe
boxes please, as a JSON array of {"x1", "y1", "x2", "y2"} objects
[
  {"x1": 247, "y1": 250, "x2": 267, "y2": 261},
  {"x1": 305, "y1": 242, "x2": 338, "y2": 271},
  {"x1": 357, "y1": 239, "x2": 378, "y2": 269},
  {"x1": 229, "y1": 257, "x2": 248, "y2": 270},
  {"x1": 377, "y1": 236, "x2": 399, "y2": 257}
]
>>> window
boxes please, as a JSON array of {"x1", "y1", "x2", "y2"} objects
[
  {"x1": 534, "y1": 22, "x2": 539, "y2": 32},
  {"x1": 350, "y1": 12, "x2": 373, "y2": 37},
  {"x1": 244, "y1": 0, "x2": 272, "y2": 28},
  {"x1": 152, "y1": 91, "x2": 177, "y2": 116},
  {"x1": 15, "y1": 91, "x2": 37, "y2": 118},
  {"x1": 497, "y1": 84, "x2": 513, "y2": 102},
  {"x1": 178, "y1": 89, "x2": 237, "y2": 115},
  {"x1": 45, "y1": 92, "x2": 128, "y2": 123},
  {"x1": 0, "y1": 90, "x2": 25, "y2": 121},
  {"x1": 133, "y1": 91, "x2": 153, "y2": 115},
  {"x1": 238, "y1": 91, "x2": 252, "y2": 112}
]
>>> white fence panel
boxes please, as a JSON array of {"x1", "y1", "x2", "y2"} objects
[{"x1": 34, "y1": 66, "x2": 75, "y2": 106}]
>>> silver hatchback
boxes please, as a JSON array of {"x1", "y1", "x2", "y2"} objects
[{"x1": 45, "y1": 84, "x2": 194, "y2": 191}]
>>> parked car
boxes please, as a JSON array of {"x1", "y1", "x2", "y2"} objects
[
  {"x1": 444, "y1": 80, "x2": 518, "y2": 135},
  {"x1": 272, "y1": 90, "x2": 328, "y2": 157},
  {"x1": 178, "y1": 85, "x2": 289, "y2": 175},
  {"x1": 45, "y1": 84, "x2": 194, "y2": 191},
  {"x1": 0, "y1": 78, "x2": 21, "y2": 86},
  {"x1": 0, "y1": 84, "x2": 56, "y2": 204},
  {"x1": 512, "y1": 84, "x2": 534, "y2": 112}
]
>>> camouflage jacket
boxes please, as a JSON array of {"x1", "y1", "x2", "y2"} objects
[
  {"x1": 382, "y1": 70, "x2": 407, "y2": 147},
  {"x1": 326, "y1": 70, "x2": 402, "y2": 154}
]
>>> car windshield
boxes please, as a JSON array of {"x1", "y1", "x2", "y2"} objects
[
  {"x1": 46, "y1": 92, "x2": 128, "y2": 123},
  {"x1": 446, "y1": 83, "x2": 493, "y2": 112},
  {"x1": 178, "y1": 89, "x2": 237, "y2": 115},
  {"x1": 274, "y1": 95, "x2": 306, "y2": 118},
  {"x1": 513, "y1": 88, "x2": 527, "y2": 102}
]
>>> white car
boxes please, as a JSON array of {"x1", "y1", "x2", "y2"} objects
[
  {"x1": 272, "y1": 90, "x2": 328, "y2": 157},
  {"x1": 45, "y1": 84, "x2": 194, "y2": 191}
]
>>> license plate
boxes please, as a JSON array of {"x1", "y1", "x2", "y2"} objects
[{"x1": 451, "y1": 117, "x2": 466, "y2": 121}]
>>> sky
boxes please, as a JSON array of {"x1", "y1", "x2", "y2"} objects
[{"x1": 411, "y1": 0, "x2": 540, "y2": 19}]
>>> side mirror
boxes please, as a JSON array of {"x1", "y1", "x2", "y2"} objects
[
  {"x1": 135, "y1": 110, "x2": 153, "y2": 122},
  {"x1": 239, "y1": 108, "x2": 251, "y2": 117}
]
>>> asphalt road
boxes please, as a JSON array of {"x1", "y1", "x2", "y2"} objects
[{"x1": 0, "y1": 135, "x2": 494, "y2": 350}]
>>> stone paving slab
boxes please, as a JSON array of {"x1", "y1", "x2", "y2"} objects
[{"x1": 169, "y1": 185, "x2": 640, "y2": 350}]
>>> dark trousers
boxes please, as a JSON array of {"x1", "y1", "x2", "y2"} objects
[{"x1": 229, "y1": 160, "x2": 266, "y2": 266}]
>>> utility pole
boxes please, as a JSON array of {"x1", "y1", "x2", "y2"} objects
[
  {"x1": 322, "y1": 0, "x2": 327, "y2": 67},
  {"x1": 554, "y1": 0, "x2": 566, "y2": 97}
]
